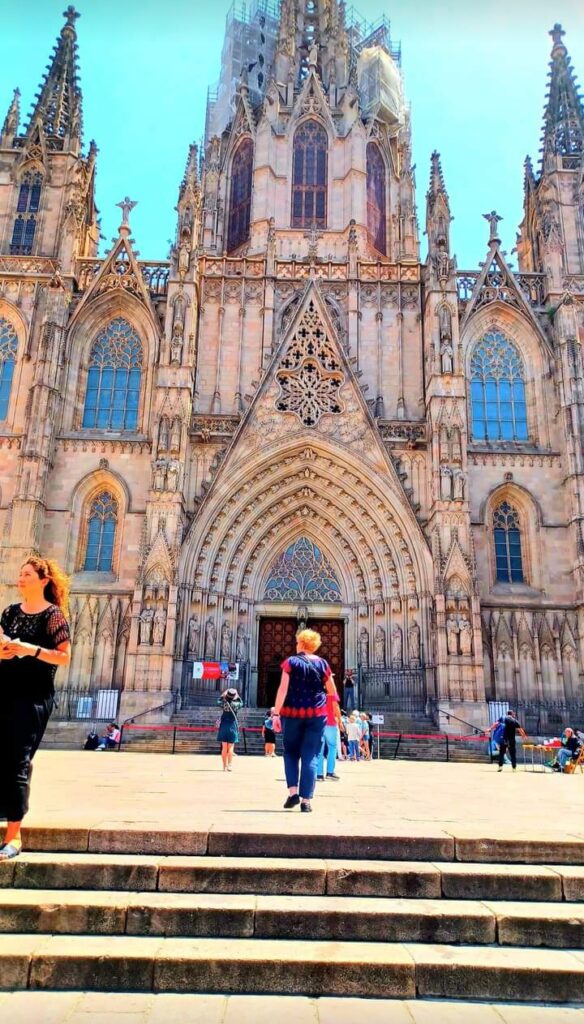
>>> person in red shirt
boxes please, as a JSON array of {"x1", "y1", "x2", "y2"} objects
[{"x1": 316, "y1": 689, "x2": 342, "y2": 781}]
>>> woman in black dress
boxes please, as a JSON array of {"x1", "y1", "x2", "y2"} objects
[
  {"x1": 0, "y1": 556, "x2": 71, "y2": 860},
  {"x1": 216, "y1": 687, "x2": 243, "y2": 771}
]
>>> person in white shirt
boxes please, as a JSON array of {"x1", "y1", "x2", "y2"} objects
[{"x1": 347, "y1": 714, "x2": 362, "y2": 761}]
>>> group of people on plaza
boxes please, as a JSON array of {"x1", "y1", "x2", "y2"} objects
[{"x1": 488, "y1": 709, "x2": 583, "y2": 773}]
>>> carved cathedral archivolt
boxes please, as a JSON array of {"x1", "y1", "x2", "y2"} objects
[{"x1": 1, "y1": 7, "x2": 584, "y2": 715}]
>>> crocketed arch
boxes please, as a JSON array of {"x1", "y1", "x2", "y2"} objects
[
  {"x1": 483, "y1": 483, "x2": 541, "y2": 589},
  {"x1": 67, "y1": 468, "x2": 130, "y2": 577},
  {"x1": 181, "y1": 439, "x2": 433, "y2": 605},
  {"x1": 470, "y1": 330, "x2": 528, "y2": 441},
  {"x1": 366, "y1": 142, "x2": 387, "y2": 255},
  {"x1": 0, "y1": 316, "x2": 18, "y2": 420},
  {"x1": 291, "y1": 119, "x2": 328, "y2": 228},
  {"x1": 82, "y1": 317, "x2": 143, "y2": 431},
  {"x1": 227, "y1": 137, "x2": 254, "y2": 253}
]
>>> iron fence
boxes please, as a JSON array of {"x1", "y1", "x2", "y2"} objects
[
  {"x1": 514, "y1": 700, "x2": 584, "y2": 736},
  {"x1": 360, "y1": 667, "x2": 428, "y2": 712},
  {"x1": 52, "y1": 686, "x2": 121, "y2": 722}
]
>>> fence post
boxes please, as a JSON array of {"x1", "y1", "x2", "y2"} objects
[
  {"x1": 445, "y1": 734, "x2": 449, "y2": 762},
  {"x1": 172, "y1": 728, "x2": 177, "y2": 755},
  {"x1": 393, "y1": 734, "x2": 402, "y2": 759},
  {"x1": 242, "y1": 728, "x2": 248, "y2": 755},
  {"x1": 118, "y1": 726, "x2": 124, "y2": 751}
]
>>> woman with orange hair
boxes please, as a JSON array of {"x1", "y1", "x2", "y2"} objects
[
  {"x1": 274, "y1": 628, "x2": 335, "y2": 813},
  {"x1": 0, "y1": 556, "x2": 71, "y2": 860}
]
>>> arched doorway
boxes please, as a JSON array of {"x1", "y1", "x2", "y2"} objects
[{"x1": 257, "y1": 614, "x2": 345, "y2": 708}]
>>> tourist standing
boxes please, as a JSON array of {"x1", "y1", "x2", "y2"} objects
[
  {"x1": 274, "y1": 628, "x2": 334, "y2": 812},
  {"x1": 216, "y1": 687, "x2": 243, "y2": 771},
  {"x1": 342, "y1": 669, "x2": 356, "y2": 712},
  {"x1": 347, "y1": 714, "x2": 362, "y2": 761},
  {"x1": 316, "y1": 687, "x2": 342, "y2": 781},
  {"x1": 262, "y1": 708, "x2": 277, "y2": 757},
  {"x1": 497, "y1": 709, "x2": 527, "y2": 772},
  {"x1": 0, "y1": 557, "x2": 71, "y2": 860}
]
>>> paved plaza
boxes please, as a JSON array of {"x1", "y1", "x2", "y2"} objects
[{"x1": 19, "y1": 750, "x2": 584, "y2": 850}]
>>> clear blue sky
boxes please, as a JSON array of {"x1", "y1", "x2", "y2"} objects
[{"x1": 2, "y1": 0, "x2": 583, "y2": 267}]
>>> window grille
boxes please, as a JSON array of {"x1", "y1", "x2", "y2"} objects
[
  {"x1": 82, "y1": 318, "x2": 142, "y2": 431},
  {"x1": 11, "y1": 172, "x2": 42, "y2": 255},
  {"x1": 493, "y1": 501, "x2": 524, "y2": 583},
  {"x1": 366, "y1": 143, "x2": 387, "y2": 255},
  {"x1": 470, "y1": 331, "x2": 528, "y2": 442},
  {"x1": 264, "y1": 537, "x2": 342, "y2": 602},
  {"x1": 83, "y1": 492, "x2": 118, "y2": 572},
  {"x1": 227, "y1": 138, "x2": 254, "y2": 253},
  {"x1": 291, "y1": 120, "x2": 327, "y2": 228},
  {"x1": 0, "y1": 317, "x2": 18, "y2": 420}
]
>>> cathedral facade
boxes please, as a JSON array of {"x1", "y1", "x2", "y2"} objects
[{"x1": 1, "y1": 3, "x2": 584, "y2": 723}]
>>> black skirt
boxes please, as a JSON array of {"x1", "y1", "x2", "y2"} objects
[{"x1": 0, "y1": 694, "x2": 54, "y2": 821}]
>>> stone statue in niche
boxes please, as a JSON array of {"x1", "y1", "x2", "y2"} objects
[
  {"x1": 408, "y1": 620, "x2": 420, "y2": 662},
  {"x1": 170, "y1": 417, "x2": 182, "y2": 451},
  {"x1": 459, "y1": 616, "x2": 473, "y2": 655},
  {"x1": 391, "y1": 623, "x2": 402, "y2": 665},
  {"x1": 439, "y1": 425, "x2": 449, "y2": 462},
  {"x1": 188, "y1": 616, "x2": 200, "y2": 654},
  {"x1": 374, "y1": 626, "x2": 386, "y2": 667},
  {"x1": 451, "y1": 428, "x2": 462, "y2": 463},
  {"x1": 453, "y1": 468, "x2": 465, "y2": 501},
  {"x1": 166, "y1": 459, "x2": 180, "y2": 492},
  {"x1": 359, "y1": 627, "x2": 369, "y2": 667},
  {"x1": 178, "y1": 241, "x2": 190, "y2": 279},
  {"x1": 436, "y1": 240, "x2": 450, "y2": 283},
  {"x1": 204, "y1": 617, "x2": 216, "y2": 658},
  {"x1": 153, "y1": 459, "x2": 167, "y2": 492},
  {"x1": 153, "y1": 607, "x2": 167, "y2": 646},
  {"x1": 158, "y1": 417, "x2": 169, "y2": 452},
  {"x1": 440, "y1": 341, "x2": 454, "y2": 374},
  {"x1": 139, "y1": 607, "x2": 154, "y2": 646},
  {"x1": 440, "y1": 464, "x2": 452, "y2": 501},
  {"x1": 220, "y1": 621, "x2": 232, "y2": 661},
  {"x1": 446, "y1": 613, "x2": 460, "y2": 655},
  {"x1": 438, "y1": 304, "x2": 452, "y2": 341},
  {"x1": 236, "y1": 625, "x2": 248, "y2": 662}
]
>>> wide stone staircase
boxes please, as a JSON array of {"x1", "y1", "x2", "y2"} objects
[{"x1": 1, "y1": 825, "x2": 583, "y2": 1008}]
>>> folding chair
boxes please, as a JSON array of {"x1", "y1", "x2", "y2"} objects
[{"x1": 564, "y1": 746, "x2": 584, "y2": 775}]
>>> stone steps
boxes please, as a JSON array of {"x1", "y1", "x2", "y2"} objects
[
  {"x1": 2, "y1": 852, "x2": 583, "y2": 902},
  {"x1": 1, "y1": 889, "x2": 584, "y2": 948},
  {"x1": 2, "y1": 933, "x2": 584, "y2": 1001}
]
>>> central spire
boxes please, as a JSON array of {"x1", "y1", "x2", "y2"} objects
[
  {"x1": 25, "y1": 6, "x2": 82, "y2": 144},
  {"x1": 541, "y1": 23, "x2": 584, "y2": 165},
  {"x1": 277, "y1": 0, "x2": 350, "y2": 87}
]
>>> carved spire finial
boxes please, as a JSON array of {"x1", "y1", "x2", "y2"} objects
[
  {"x1": 116, "y1": 197, "x2": 137, "y2": 232},
  {"x1": 483, "y1": 210, "x2": 502, "y2": 243},
  {"x1": 1, "y1": 87, "x2": 20, "y2": 138}
]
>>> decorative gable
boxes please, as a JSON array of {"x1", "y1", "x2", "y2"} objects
[{"x1": 275, "y1": 299, "x2": 345, "y2": 426}]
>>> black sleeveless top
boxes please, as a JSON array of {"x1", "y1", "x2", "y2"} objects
[{"x1": 0, "y1": 604, "x2": 70, "y2": 701}]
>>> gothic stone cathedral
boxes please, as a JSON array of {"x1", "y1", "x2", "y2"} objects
[{"x1": 1, "y1": 3, "x2": 584, "y2": 725}]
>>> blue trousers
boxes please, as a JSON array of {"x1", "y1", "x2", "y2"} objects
[
  {"x1": 282, "y1": 716, "x2": 326, "y2": 800},
  {"x1": 344, "y1": 688, "x2": 355, "y2": 712},
  {"x1": 317, "y1": 724, "x2": 339, "y2": 777}
]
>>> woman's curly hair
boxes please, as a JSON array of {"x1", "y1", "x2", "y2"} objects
[{"x1": 22, "y1": 555, "x2": 70, "y2": 617}]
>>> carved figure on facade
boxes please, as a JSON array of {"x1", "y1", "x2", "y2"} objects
[
  {"x1": 359, "y1": 627, "x2": 369, "y2": 666},
  {"x1": 391, "y1": 623, "x2": 402, "y2": 665},
  {"x1": 220, "y1": 621, "x2": 232, "y2": 660},
  {"x1": 440, "y1": 341, "x2": 454, "y2": 374},
  {"x1": 153, "y1": 458, "x2": 167, "y2": 492},
  {"x1": 451, "y1": 427, "x2": 462, "y2": 463},
  {"x1": 152, "y1": 607, "x2": 167, "y2": 646},
  {"x1": 188, "y1": 615, "x2": 200, "y2": 654},
  {"x1": 158, "y1": 418, "x2": 169, "y2": 452},
  {"x1": 440, "y1": 463, "x2": 452, "y2": 501},
  {"x1": 446, "y1": 613, "x2": 460, "y2": 655},
  {"x1": 408, "y1": 620, "x2": 420, "y2": 663},
  {"x1": 166, "y1": 459, "x2": 180, "y2": 492},
  {"x1": 439, "y1": 425, "x2": 449, "y2": 462},
  {"x1": 170, "y1": 417, "x2": 182, "y2": 451},
  {"x1": 452, "y1": 468, "x2": 465, "y2": 501},
  {"x1": 438, "y1": 304, "x2": 452, "y2": 341},
  {"x1": 374, "y1": 626, "x2": 386, "y2": 667},
  {"x1": 459, "y1": 616, "x2": 473, "y2": 655},
  {"x1": 139, "y1": 607, "x2": 154, "y2": 646},
  {"x1": 236, "y1": 624, "x2": 248, "y2": 662},
  {"x1": 204, "y1": 616, "x2": 216, "y2": 658}
]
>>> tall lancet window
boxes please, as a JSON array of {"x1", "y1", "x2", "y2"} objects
[
  {"x1": 84, "y1": 492, "x2": 118, "y2": 572},
  {"x1": 0, "y1": 317, "x2": 18, "y2": 420},
  {"x1": 227, "y1": 138, "x2": 254, "y2": 253},
  {"x1": 470, "y1": 331, "x2": 528, "y2": 442},
  {"x1": 366, "y1": 143, "x2": 387, "y2": 255},
  {"x1": 82, "y1": 318, "x2": 142, "y2": 431},
  {"x1": 11, "y1": 171, "x2": 43, "y2": 255},
  {"x1": 291, "y1": 120, "x2": 328, "y2": 228}
]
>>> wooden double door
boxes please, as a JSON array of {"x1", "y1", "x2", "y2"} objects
[{"x1": 257, "y1": 616, "x2": 345, "y2": 708}]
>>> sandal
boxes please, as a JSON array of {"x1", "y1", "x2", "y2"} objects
[{"x1": 0, "y1": 843, "x2": 21, "y2": 861}]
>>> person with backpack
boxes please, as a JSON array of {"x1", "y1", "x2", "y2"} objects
[
  {"x1": 262, "y1": 706, "x2": 281, "y2": 756},
  {"x1": 491, "y1": 710, "x2": 527, "y2": 771}
]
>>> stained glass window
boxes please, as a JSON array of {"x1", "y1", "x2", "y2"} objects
[
  {"x1": 470, "y1": 331, "x2": 528, "y2": 442},
  {"x1": 493, "y1": 501, "x2": 524, "y2": 583},
  {"x1": 264, "y1": 537, "x2": 342, "y2": 602},
  {"x1": 11, "y1": 172, "x2": 42, "y2": 255},
  {"x1": 84, "y1": 492, "x2": 118, "y2": 572},
  {"x1": 227, "y1": 138, "x2": 253, "y2": 253},
  {"x1": 82, "y1": 318, "x2": 142, "y2": 431},
  {"x1": 291, "y1": 120, "x2": 328, "y2": 228},
  {"x1": 0, "y1": 317, "x2": 18, "y2": 420},
  {"x1": 366, "y1": 143, "x2": 386, "y2": 255},
  {"x1": 275, "y1": 299, "x2": 344, "y2": 426}
]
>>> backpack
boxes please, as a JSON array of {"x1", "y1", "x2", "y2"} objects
[{"x1": 492, "y1": 720, "x2": 505, "y2": 744}]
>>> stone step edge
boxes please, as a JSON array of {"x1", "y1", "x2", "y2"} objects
[
  {"x1": 16, "y1": 827, "x2": 584, "y2": 864},
  {"x1": 1, "y1": 891, "x2": 584, "y2": 948},
  {"x1": 2, "y1": 854, "x2": 583, "y2": 902},
  {"x1": 2, "y1": 936, "x2": 584, "y2": 1002}
]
